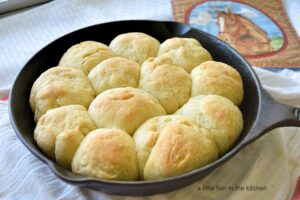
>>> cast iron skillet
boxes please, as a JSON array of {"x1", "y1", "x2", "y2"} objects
[{"x1": 9, "y1": 20, "x2": 300, "y2": 196}]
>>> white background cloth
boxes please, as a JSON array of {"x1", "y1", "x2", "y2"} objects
[{"x1": 0, "y1": 0, "x2": 299, "y2": 199}]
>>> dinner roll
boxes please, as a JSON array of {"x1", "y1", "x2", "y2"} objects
[
  {"x1": 139, "y1": 57, "x2": 191, "y2": 114},
  {"x1": 133, "y1": 115, "x2": 218, "y2": 180},
  {"x1": 156, "y1": 46, "x2": 212, "y2": 73},
  {"x1": 55, "y1": 129, "x2": 84, "y2": 169},
  {"x1": 88, "y1": 87, "x2": 166, "y2": 135},
  {"x1": 158, "y1": 37, "x2": 202, "y2": 55},
  {"x1": 88, "y1": 57, "x2": 140, "y2": 95},
  {"x1": 191, "y1": 61, "x2": 244, "y2": 105},
  {"x1": 59, "y1": 41, "x2": 115, "y2": 74},
  {"x1": 109, "y1": 32, "x2": 160, "y2": 64},
  {"x1": 176, "y1": 95, "x2": 243, "y2": 155},
  {"x1": 72, "y1": 128, "x2": 138, "y2": 181},
  {"x1": 157, "y1": 37, "x2": 212, "y2": 73},
  {"x1": 29, "y1": 67, "x2": 94, "y2": 122},
  {"x1": 34, "y1": 105, "x2": 96, "y2": 168}
]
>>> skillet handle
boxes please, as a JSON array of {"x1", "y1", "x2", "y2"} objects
[{"x1": 243, "y1": 91, "x2": 300, "y2": 145}]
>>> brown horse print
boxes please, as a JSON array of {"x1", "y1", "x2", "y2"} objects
[{"x1": 216, "y1": 8, "x2": 274, "y2": 56}]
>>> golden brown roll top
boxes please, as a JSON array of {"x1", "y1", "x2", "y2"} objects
[
  {"x1": 139, "y1": 57, "x2": 191, "y2": 114},
  {"x1": 88, "y1": 57, "x2": 140, "y2": 95},
  {"x1": 72, "y1": 128, "x2": 139, "y2": 181},
  {"x1": 88, "y1": 87, "x2": 166, "y2": 135},
  {"x1": 29, "y1": 67, "x2": 95, "y2": 122},
  {"x1": 176, "y1": 95, "x2": 243, "y2": 155},
  {"x1": 109, "y1": 32, "x2": 160, "y2": 64},
  {"x1": 59, "y1": 41, "x2": 115, "y2": 74},
  {"x1": 191, "y1": 61, "x2": 244, "y2": 105},
  {"x1": 34, "y1": 105, "x2": 96, "y2": 168},
  {"x1": 133, "y1": 115, "x2": 218, "y2": 180}
]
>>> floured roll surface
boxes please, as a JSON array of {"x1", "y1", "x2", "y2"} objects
[
  {"x1": 72, "y1": 128, "x2": 138, "y2": 181},
  {"x1": 133, "y1": 115, "x2": 218, "y2": 180},
  {"x1": 88, "y1": 57, "x2": 140, "y2": 95},
  {"x1": 88, "y1": 87, "x2": 166, "y2": 135},
  {"x1": 158, "y1": 37, "x2": 202, "y2": 55},
  {"x1": 29, "y1": 67, "x2": 95, "y2": 122},
  {"x1": 59, "y1": 41, "x2": 115, "y2": 74},
  {"x1": 139, "y1": 57, "x2": 191, "y2": 114},
  {"x1": 109, "y1": 32, "x2": 160, "y2": 64},
  {"x1": 191, "y1": 61, "x2": 244, "y2": 105},
  {"x1": 34, "y1": 105, "x2": 96, "y2": 168},
  {"x1": 176, "y1": 95, "x2": 243, "y2": 155}
]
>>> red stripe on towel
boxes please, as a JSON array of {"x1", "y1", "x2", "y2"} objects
[
  {"x1": 292, "y1": 176, "x2": 300, "y2": 200},
  {"x1": 0, "y1": 95, "x2": 8, "y2": 101}
]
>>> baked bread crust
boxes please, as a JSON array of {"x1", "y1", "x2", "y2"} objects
[
  {"x1": 133, "y1": 115, "x2": 218, "y2": 180},
  {"x1": 191, "y1": 61, "x2": 244, "y2": 105},
  {"x1": 88, "y1": 57, "x2": 140, "y2": 95},
  {"x1": 157, "y1": 37, "x2": 212, "y2": 73},
  {"x1": 176, "y1": 95, "x2": 243, "y2": 155},
  {"x1": 72, "y1": 128, "x2": 138, "y2": 181},
  {"x1": 34, "y1": 105, "x2": 96, "y2": 168},
  {"x1": 139, "y1": 57, "x2": 191, "y2": 114},
  {"x1": 29, "y1": 66, "x2": 94, "y2": 121},
  {"x1": 59, "y1": 41, "x2": 115, "y2": 74},
  {"x1": 88, "y1": 87, "x2": 166, "y2": 135},
  {"x1": 158, "y1": 37, "x2": 202, "y2": 55},
  {"x1": 109, "y1": 32, "x2": 160, "y2": 64}
]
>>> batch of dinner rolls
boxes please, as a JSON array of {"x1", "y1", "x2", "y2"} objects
[{"x1": 30, "y1": 32, "x2": 244, "y2": 181}]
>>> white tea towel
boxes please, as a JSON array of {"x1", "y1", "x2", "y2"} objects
[{"x1": 0, "y1": 0, "x2": 299, "y2": 199}]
